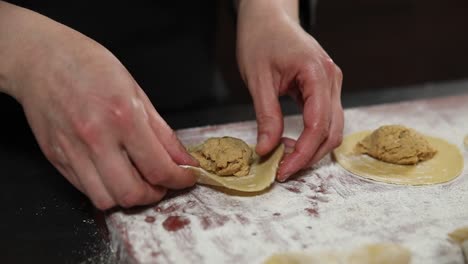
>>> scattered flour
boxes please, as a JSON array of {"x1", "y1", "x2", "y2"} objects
[{"x1": 107, "y1": 95, "x2": 468, "y2": 264}]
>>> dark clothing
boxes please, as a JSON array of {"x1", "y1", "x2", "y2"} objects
[{"x1": 7, "y1": 1, "x2": 217, "y2": 112}]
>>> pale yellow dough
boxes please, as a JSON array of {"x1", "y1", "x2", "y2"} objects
[
  {"x1": 263, "y1": 243, "x2": 411, "y2": 264},
  {"x1": 347, "y1": 243, "x2": 411, "y2": 264},
  {"x1": 333, "y1": 131, "x2": 464, "y2": 185},
  {"x1": 448, "y1": 226, "x2": 468, "y2": 263},
  {"x1": 186, "y1": 143, "x2": 284, "y2": 192},
  {"x1": 448, "y1": 226, "x2": 468, "y2": 244},
  {"x1": 264, "y1": 251, "x2": 341, "y2": 264}
]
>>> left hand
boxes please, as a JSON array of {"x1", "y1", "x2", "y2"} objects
[{"x1": 236, "y1": 0, "x2": 344, "y2": 181}]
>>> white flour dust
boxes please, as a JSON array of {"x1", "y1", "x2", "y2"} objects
[{"x1": 107, "y1": 96, "x2": 468, "y2": 264}]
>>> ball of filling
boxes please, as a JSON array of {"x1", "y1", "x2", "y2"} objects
[
  {"x1": 355, "y1": 125, "x2": 437, "y2": 165},
  {"x1": 190, "y1": 137, "x2": 253, "y2": 176}
]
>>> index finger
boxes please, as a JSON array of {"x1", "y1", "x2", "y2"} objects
[
  {"x1": 277, "y1": 77, "x2": 332, "y2": 181},
  {"x1": 123, "y1": 117, "x2": 198, "y2": 189}
]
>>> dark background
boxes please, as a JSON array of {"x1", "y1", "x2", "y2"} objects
[
  {"x1": 216, "y1": 0, "x2": 468, "y2": 103},
  {"x1": 0, "y1": 0, "x2": 467, "y2": 263},
  {"x1": 4, "y1": 0, "x2": 468, "y2": 112}
]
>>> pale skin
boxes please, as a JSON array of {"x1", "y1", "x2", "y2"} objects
[{"x1": 0, "y1": 0, "x2": 343, "y2": 209}]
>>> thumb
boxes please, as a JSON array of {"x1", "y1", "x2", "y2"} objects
[{"x1": 250, "y1": 81, "x2": 284, "y2": 156}]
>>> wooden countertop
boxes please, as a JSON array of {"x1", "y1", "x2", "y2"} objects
[{"x1": 107, "y1": 94, "x2": 468, "y2": 264}]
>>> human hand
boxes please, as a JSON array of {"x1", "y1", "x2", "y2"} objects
[
  {"x1": 0, "y1": 3, "x2": 197, "y2": 209},
  {"x1": 236, "y1": 0, "x2": 344, "y2": 181}
]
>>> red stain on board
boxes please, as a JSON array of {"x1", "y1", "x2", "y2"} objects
[
  {"x1": 186, "y1": 200, "x2": 197, "y2": 208},
  {"x1": 285, "y1": 186, "x2": 301, "y2": 193},
  {"x1": 145, "y1": 216, "x2": 156, "y2": 223},
  {"x1": 316, "y1": 183, "x2": 328, "y2": 194},
  {"x1": 198, "y1": 126, "x2": 221, "y2": 133},
  {"x1": 200, "y1": 216, "x2": 211, "y2": 230},
  {"x1": 305, "y1": 208, "x2": 319, "y2": 217},
  {"x1": 307, "y1": 182, "x2": 328, "y2": 194},
  {"x1": 200, "y1": 215, "x2": 229, "y2": 230},
  {"x1": 307, "y1": 195, "x2": 329, "y2": 203},
  {"x1": 293, "y1": 178, "x2": 306, "y2": 183},
  {"x1": 154, "y1": 203, "x2": 181, "y2": 214},
  {"x1": 235, "y1": 214, "x2": 249, "y2": 225},
  {"x1": 162, "y1": 216, "x2": 190, "y2": 231},
  {"x1": 215, "y1": 215, "x2": 229, "y2": 226}
]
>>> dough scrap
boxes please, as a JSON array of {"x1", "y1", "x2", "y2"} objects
[
  {"x1": 333, "y1": 130, "x2": 464, "y2": 185},
  {"x1": 186, "y1": 143, "x2": 284, "y2": 192},
  {"x1": 448, "y1": 226, "x2": 468, "y2": 244},
  {"x1": 190, "y1": 137, "x2": 252, "y2": 177},
  {"x1": 263, "y1": 243, "x2": 411, "y2": 264},
  {"x1": 448, "y1": 227, "x2": 468, "y2": 263},
  {"x1": 264, "y1": 251, "x2": 341, "y2": 264},
  {"x1": 355, "y1": 125, "x2": 437, "y2": 165},
  {"x1": 347, "y1": 243, "x2": 411, "y2": 264}
]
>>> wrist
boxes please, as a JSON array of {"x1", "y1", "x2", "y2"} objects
[{"x1": 237, "y1": 0, "x2": 299, "y2": 23}]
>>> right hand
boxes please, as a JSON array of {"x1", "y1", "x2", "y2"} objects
[{"x1": 1, "y1": 4, "x2": 198, "y2": 210}]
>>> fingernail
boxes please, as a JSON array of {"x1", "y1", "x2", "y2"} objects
[
  {"x1": 277, "y1": 171, "x2": 291, "y2": 182},
  {"x1": 277, "y1": 174, "x2": 289, "y2": 182},
  {"x1": 284, "y1": 146, "x2": 294, "y2": 155},
  {"x1": 187, "y1": 155, "x2": 199, "y2": 166},
  {"x1": 181, "y1": 152, "x2": 199, "y2": 166}
]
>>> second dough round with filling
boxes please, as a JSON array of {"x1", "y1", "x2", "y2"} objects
[
  {"x1": 355, "y1": 125, "x2": 437, "y2": 165},
  {"x1": 333, "y1": 126, "x2": 464, "y2": 185}
]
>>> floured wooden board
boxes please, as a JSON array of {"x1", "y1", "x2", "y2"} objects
[{"x1": 107, "y1": 94, "x2": 468, "y2": 264}]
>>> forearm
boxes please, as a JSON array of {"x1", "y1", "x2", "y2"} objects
[
  {"x1": 0, "y1": 1, "x2": 72, "y2": 100},
  {"x1": 0, "y1": 2, "x2": 36, "y2": 95}
]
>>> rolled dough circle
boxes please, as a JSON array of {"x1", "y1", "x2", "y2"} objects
[
  {"x1": 333, "y1": 131, "x2": 464, "y2": 185},
  {"x1": 186, "y1": 144, "x2": 284, "y2": 192},
  {"x1": 263, "y1": 243, "x2": 411, "y2": 264}
]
